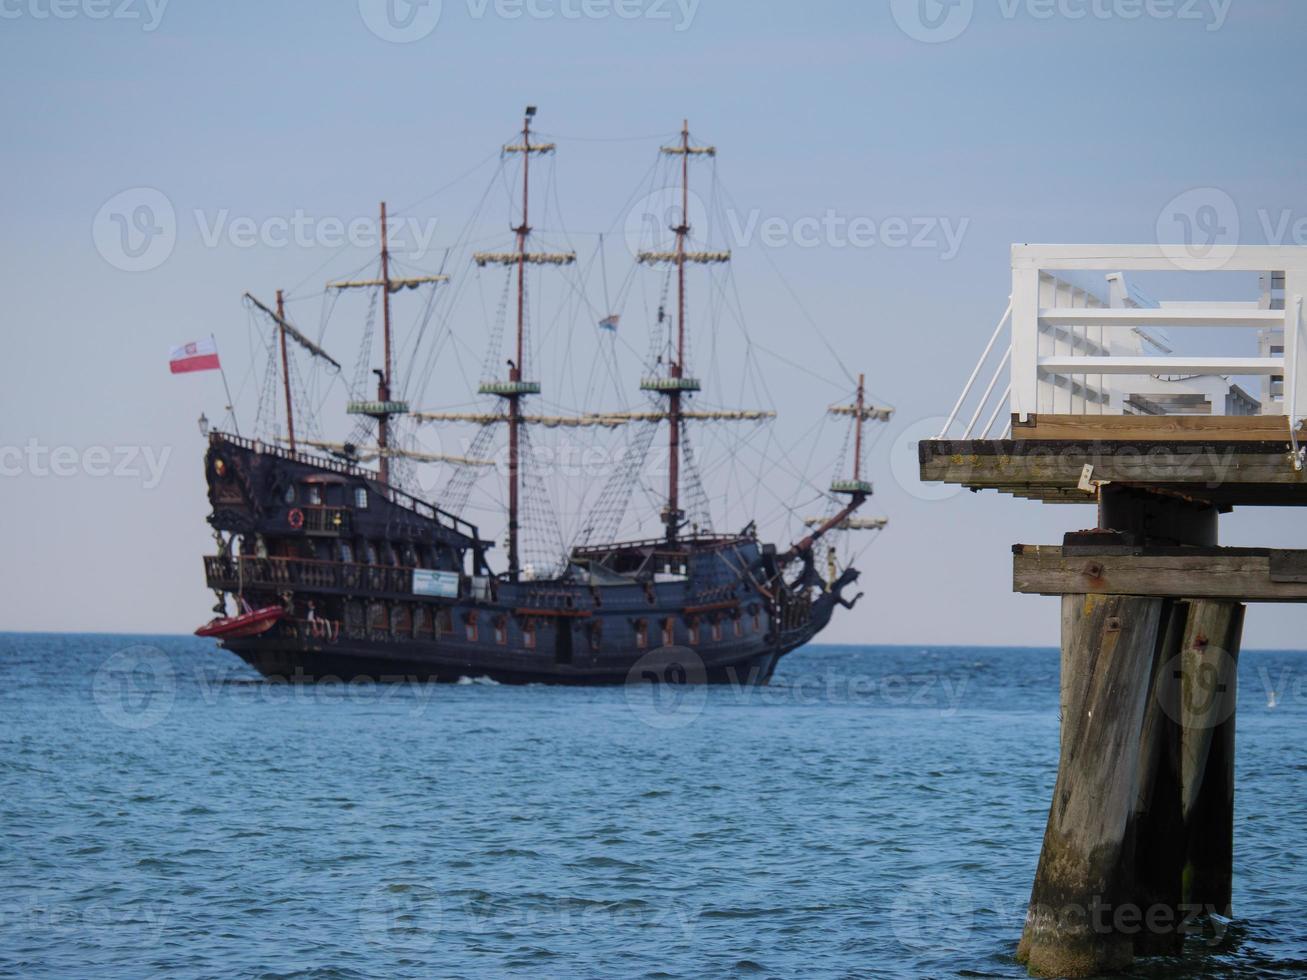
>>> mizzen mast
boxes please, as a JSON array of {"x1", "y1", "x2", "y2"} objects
[
  {"x1": 637, "y1": 120, "x2": 729, "y2": 546},
  {"x1": 472, "y1": 106, "x2": 576, "y2": 578},
  {"x1": 243, "y1": 290, "x2": 343, "y2": 454},
  {"x1": 276, "y1": 289, "x2": 295, "y2": 453}
]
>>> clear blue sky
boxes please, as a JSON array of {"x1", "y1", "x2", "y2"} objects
[{"x1": 2, "y1": 0, "x2": 1305, "y2": 645}]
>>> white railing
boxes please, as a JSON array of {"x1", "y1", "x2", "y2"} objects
[
  {"x1": 1012, "y1": 245, "x2": 1307, "y2": 424},
  {"x1": 941, "y1": 246, "x2": 1307, "y2": 446}
]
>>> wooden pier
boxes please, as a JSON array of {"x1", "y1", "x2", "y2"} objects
[{"x1": 923, "y1": 245, "x2": 1307, "y2": 977}]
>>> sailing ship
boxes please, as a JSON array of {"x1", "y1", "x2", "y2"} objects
[{"x1": 197, "y1": 109, "x2": 891, "y2": 685}]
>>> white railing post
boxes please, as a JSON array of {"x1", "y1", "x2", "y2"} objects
[
  {"x1": 1010, "y1": 259, "x2": 1041, "y2": 421},
  {"x1": 1286, "y1": 288, "x2": 1306, "y2": 467}
]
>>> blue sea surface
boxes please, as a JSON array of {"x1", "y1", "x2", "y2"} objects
[{"x1": 1, "y1": 635, "x2": 1305, "y2": 978}]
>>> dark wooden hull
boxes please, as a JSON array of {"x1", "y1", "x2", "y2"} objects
[
  {"x1": 200, "y1": 433, "x2": 859, "y2": 688},
  {"x1": 220, "y1": 632, "x2": 815, "y2": 686}
]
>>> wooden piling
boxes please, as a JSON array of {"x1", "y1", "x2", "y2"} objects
[
  {"x1": 1178, "y1": 601, "x2": 1242, "y2": 918},
  {"x1": 918, "y1": 415, "x2": 1299, "y2": 975},
  {"x1": 1019, "y1": 490, "x2": 1244, "y2": 974},
  {"x1": 1132, "y1": 599, "x2": 1188, "y2": 956},
  {"x1": 1016, "y1": 594, "x2": 1164, "y2": 978}
]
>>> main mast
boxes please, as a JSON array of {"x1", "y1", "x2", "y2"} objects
[
  {"x1": 474, "y1": 107, "x2": 575, "y2": 578},
  {"x1": 509, "y1": 109, "x2": 531, "y2": 579},
  {"x1": 669, "y1": 121, "x2": 688, "y2": 546},
  {"x1": 377, "y1": 202, "x2": 394, "y2": 485},
  {"x1": 638, "y1": 121, "x2": 727, "y2": 545}
]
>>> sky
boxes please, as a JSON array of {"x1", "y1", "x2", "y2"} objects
[{"x1": 2, "y1": 0, "x2": 1306, "y2": 646}]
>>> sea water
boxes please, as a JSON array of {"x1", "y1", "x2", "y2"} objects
[{"x1": 1, "y1": 635, "x2": 1304, "y2": 977}]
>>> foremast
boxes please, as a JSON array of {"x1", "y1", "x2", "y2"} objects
[{"x1": 783, "y1": 374, "x2": 892, "y2": 563}]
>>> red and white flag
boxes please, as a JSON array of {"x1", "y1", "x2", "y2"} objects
[{"x1": 169, "y1": 338, "x2": 221, "y2": 374}]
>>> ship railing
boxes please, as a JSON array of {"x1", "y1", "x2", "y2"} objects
[
  {"x1": 937, "y1": 245, "x2": 1307, "y2": 446},
  {"x1": 212, "y1": 431, "x2": 484, "y2": 541},
  {"x1": 204, "y1": 555, "x2": 431, "y2": 597},
  {"x1": 378, "y1": 484, "x2": 482, "y2": 542},
  {"x1": 211, "y1": 431, "x2": 366, "y2": 477},
  {"x1": 571, "y1": 531, "x2": 747, "y2": 560}
]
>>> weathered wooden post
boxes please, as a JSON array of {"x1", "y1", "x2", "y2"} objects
[
  {"x1": 1016, "y1": 593, "x2": 1164, "y2": 976},
  {"x1": 921, "y1": 243, "x2": 1307, "y2": 977}
]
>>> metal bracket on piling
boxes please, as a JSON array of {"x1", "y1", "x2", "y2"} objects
[{"x1": 1078, "y1": 464, "x2": 1107, "y2": 497}]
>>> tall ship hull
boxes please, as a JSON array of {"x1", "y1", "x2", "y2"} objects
[
  {"x1": 201, "y1": 434, "x2": 859, "y2": 685},
  {"x1": 190, "y1": 109, "x2": 889, "y2": 686}
]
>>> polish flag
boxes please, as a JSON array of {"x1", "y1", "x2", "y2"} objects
[{"x1": 169, "y1": 338, "x2": 221, "y2": 374}]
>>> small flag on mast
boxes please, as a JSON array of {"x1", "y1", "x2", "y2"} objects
[
  {"x1": 169, "y1": 338, "x2": 221, "y2": 374},
  {"x1": 599, "y1": 315, "x2": 620, "y2": 332}
]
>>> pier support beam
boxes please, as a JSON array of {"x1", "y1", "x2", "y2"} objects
[
  {"x1": 1020, "y1": 592, "x2": 1246, "y2": 974},
  {"x1": 1131, "y1": 600, "x2": 1188, "y2": 957},
  {"x1": 1019, "y1": 487, "x2": 1246, "y2": 976},
  {"x1": 1017, "y1": 594, "x2": 1164, "y2": 977},
  {"x1": 1177, "y1": 601, "x2": 1242, "y2": 919},
  {"x1": 916, "y1": 414, "x2": 1305, "y2": 976}
]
